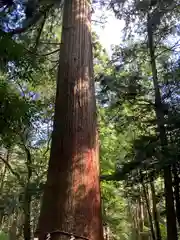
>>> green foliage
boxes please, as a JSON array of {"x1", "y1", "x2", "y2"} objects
[
  {"x1": 0, "y1": 77, "x2": 42, "y2": 147},
  {"x1": 0, "y1": 36, "x2": 25, "y2": 69},
  {"x1": 0, "y1": 231, "x2": 8, "y2": 240}
]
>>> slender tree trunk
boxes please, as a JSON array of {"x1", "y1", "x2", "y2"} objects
[
  {"x1": 36, "y1": 1, "x2": 103, "y2": 240},
  {"x1": 23, "y1": 183, "x2": 31, "y2": 240},
  {"x1": 23, "y1": 147, "x2": 32, "y2": 240},
  {"x1": 150, "y1": 177, "x2": 161, "y2": 240},
  {"x1": 0, "y1": 150, "x2": 9, "y2": 227},
  {"x1": 103, "y1": 208, "x2": 110, "y2": 240},
  {"x1": 9, "y1": 220, "x2": 17, "y2": 240},
  {"x1": 128, "y1": 202, "x2": 139, "y2": 240},
  {"x1": 0, "y1": 162, "x2": 7, "y2": 192},
  {"x1": 138, "y1": 195, "x2": 144, "y2": 233},
  {"x1": 147, "y1": 16, "x2": 178, "y2": 240},
  {"x1": 172, "y1": 164, "x2": 180, "y2": 226},
  {"x1": 103, "y1": 223, "x2": 110, "y2": 240},
  {"x1": 141, "y1": 181, "x2": 156, "y2": 240},
  {"x1": 0, "y1": 149, "x2": 10, "y2": 192},
  {"x1": 135, "y1": 200, "x2": 140, "y2": 240},
  {"x1": 138, "y1": 195, "x2": 145, "y2": 240}
]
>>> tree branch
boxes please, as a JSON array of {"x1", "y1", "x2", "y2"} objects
[
  {"x1": 25, "y1": 47, "x2": 60, "y2": 57},
  {"x1": 0, "y1": 4, "x2": 53, "y2": 36},
  {"x1": 0, "y1": 155, "x2": 22, "y2": 183},
  {"x1": 33, "y1": 13, "x2": 47, "y2": 52},
  {"x1": 100, "y1": 174, "x2": 122, "y2": 181}
]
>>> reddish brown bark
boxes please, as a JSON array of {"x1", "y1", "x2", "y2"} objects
[{"x1": 35, "y1": 0, "x2": 103, "y2": 240}]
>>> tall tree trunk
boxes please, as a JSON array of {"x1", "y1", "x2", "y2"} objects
[
  {"x1": 128, "y1": 202, "x2": 139, "y2": 240},
  {"x1": 150, "y1": 177, "x2": 161, "y2": 240},
  {"x1": 138, "y1": 195, "x2": 144, "y2": 233},
  {"x1": 23, "y1": 146, "x2": 32, "y2": 240},
  {"x1": 147, "y1": 16, "x2": 178, "y2": 240},
  {"x1": 172, "y1": 164, "x2": 180, "y2": 227},
  {"x1": 135, "y1": 200, "x2": 140, "y2": 240},
  {"x1": 9, "y1": 220, "x2": 17, "y2": 240},
  {"x1": 141, "y1": 180, "x2": 156, "y2": 240},
  {"x1": 36, "y1": 0, "x2": 103, "y2": 240},
  {"x1": 0, "y1": 150, "x2": 9, "y2": 227},
  {"x1": 0, "y1": 161, "x2": 7, "y2": 193}
]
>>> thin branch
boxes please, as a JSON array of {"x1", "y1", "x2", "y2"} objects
[
  {"x1": 41, "y1": 230, "x2": 89, "y2": 240},
  {"x1": 100, "y1": 173, "x2": 124, "y2": 181},
  {"x1": 43, "y1": 135, "x2": 52, "y2": 157},
  {"x1": 155, "y1": 39, "x2": 180, "y2": 59},
  {"x1": 40, "y1": 48, "x2": 60, "y2": 57},
  {"x1": 92, "y1": 19, "x2": 105, "y2": 24},
  {"x1": 39, "y1": 41, "x2": 61, "y2": 45},
  {"x1": 0, "y1": 155, "x2": 22, "y2": 183},
  {"x1": 25, "y1": 47, "x2": 60, "y2": 57},
  {"x1": 33, "y1": 13, "x2": 47, "y2": 52}
]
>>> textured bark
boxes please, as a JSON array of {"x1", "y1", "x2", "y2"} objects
[
  {"x1": 147, "y1": 16, "x2": 178, "y2": 240},
  {"x1": 150, "y1": 178, "x2": 161, "y2": 240},
  {"x1": 36, "y1": 0, "x2": 103, "y2": 240}
]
